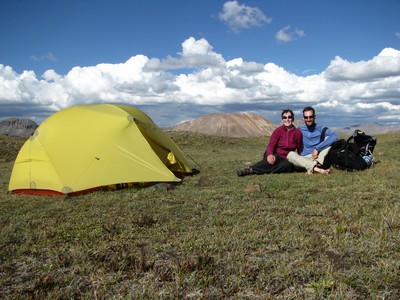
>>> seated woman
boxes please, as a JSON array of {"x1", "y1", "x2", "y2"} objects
[{"x1": 237, "y1": 109, "x2": 303, "y2": 176}]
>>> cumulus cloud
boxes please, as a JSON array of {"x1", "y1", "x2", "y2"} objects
[
  {"x1": 218, "y1": 1, "x2": 271, "y2": 33},
  {"x1": 324, "y1": 48, "x2": 400, "y2": 81},
  {"x1": 276, "y1": 26, "x2": 305, "y2": 43},
  {"x1": 144, "y1": 38, "x2": 224, "y2": 71},
  {"x1": 1, "y1": 37, "x2": 400, "y2": 127}
]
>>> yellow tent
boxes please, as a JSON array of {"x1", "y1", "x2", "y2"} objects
[{"x1": 9, "y1": 104, "x2": 194, "y2": 196}]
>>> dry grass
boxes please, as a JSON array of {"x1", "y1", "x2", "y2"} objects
[{"x1": 1, "y1": 132, "x2": 400, "y2": 299}]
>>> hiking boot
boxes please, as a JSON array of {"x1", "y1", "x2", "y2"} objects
[{"x1": 236, "y1": 168, "x2": 253, "y2": 177}]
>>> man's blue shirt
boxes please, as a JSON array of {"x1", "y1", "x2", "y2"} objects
[{"x1": 299, "y1": 123, "x2": 338, "y2": 156}]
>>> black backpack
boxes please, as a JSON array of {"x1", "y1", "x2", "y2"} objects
[{"x1": 326, "y1": 130, "x2": 377, "y2": 172}]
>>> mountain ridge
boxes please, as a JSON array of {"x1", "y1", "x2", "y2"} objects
[
  {"x1": 1, "y1": 115, "x2": 399, "y2": 138},
  {"x1": 332, "y1": 122, "x2": 400, "y2": 137}
]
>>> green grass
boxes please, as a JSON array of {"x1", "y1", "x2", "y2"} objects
[{"x1": 1, "y1": 133, "x2": 400, "y2": 299}]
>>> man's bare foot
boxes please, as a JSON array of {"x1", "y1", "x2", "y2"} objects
[{"x1": 313, "y1": 166, "x2": 330, "y2": 174}]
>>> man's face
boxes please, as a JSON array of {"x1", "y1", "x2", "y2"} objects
[{"x1": 303, "y1": 110, "x2": 315, "y2": 126}]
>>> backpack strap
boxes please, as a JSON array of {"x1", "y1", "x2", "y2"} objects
[
  {"x1": 320, "y1": 127, "x2": 328, "y2": 143},
  {"x1": 344, "y1": 132, "x2": 355, "y2": 148}
]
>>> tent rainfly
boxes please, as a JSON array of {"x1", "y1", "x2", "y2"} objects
[{"x1": 8, "y1": 104, "x2": 194, "y2": 196}]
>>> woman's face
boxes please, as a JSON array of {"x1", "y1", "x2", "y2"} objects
[{"x1": 281, "y1": 112, "x2": 294, "y2": 127}]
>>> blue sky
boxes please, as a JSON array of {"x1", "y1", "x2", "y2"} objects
[{"x1": 1, "y1": 0, "x2": 400, "y2": 128}]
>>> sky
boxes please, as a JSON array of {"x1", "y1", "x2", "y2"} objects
[{"x1": 1, "y1": 0, "x2": 400, "y2": 129}]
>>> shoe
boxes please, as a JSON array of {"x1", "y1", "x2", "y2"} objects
[{"x1": 237, "y1": 168, "x2": 252, "y2": 177}]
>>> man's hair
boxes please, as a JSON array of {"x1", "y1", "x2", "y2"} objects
[
  {"x1": 303, "y1": 106, "x2": 315, "y2": 115},
  {"x1": 281, "y1": 109, "x2": 294, "y2": 119}
]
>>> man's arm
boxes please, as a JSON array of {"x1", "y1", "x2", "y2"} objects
[{"x1": 316, "y1": 127, "x2": 338, "y2": 152}]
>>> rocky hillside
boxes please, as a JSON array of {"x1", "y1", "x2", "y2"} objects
[
  {"x1": 0, "y1": 134, "x2": 27, "y2": 162},
  {"x1": 170, "y1": 113, "x2": 281, "y2": 137},
  {"x1": 0, "y1": 118, "x2": 38, "y2": 137}
]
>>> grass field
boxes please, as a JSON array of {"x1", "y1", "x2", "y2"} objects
[{"x1": 1, "y1": 132, "x2": 400, "y2": 299}]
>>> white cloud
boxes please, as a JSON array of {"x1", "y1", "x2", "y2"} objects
[
  {"x1": 276, "y1": 26, "x2": 306, "y2": 43},
  {"x1": 1, "y1": 37, "x2": 400, "y2": 128},
  {"x1": 144, "y1": 38, "x2": 224, "y2": 71},
  {"x1": 43, "y1": 69, "x2": 61, "y2": 82},
  {"x1": 30, "y1": 52, "x2": 57, "y2": 62},
  {"x1": 218, "y1": 1, "x2": 271, "y2": 33},
  {"x1": 324, "y1": 47, "x2": 400, "y2": 81}
]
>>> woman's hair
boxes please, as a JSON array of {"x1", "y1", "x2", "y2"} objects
[{"x1": 281, "y1": 109, "x2": 294, "y2": 119}]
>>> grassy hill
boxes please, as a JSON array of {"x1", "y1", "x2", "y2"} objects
[{"x1": 1, "y1": 133, "x2": 400, "y2": 299}]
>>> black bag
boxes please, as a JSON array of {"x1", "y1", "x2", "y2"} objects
[{"x1": 327, "y1": 129, "x2": 377, "y2": 172}]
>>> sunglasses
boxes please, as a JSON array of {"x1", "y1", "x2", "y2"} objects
[
  {"x1": 303, "y1": 115, "x2": 315, "y2": 119},
  {"x1": 282, "y1": 116, "x2": 293, "y2": 120}
]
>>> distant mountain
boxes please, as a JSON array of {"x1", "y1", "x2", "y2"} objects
[
  {"x1": 170, "y1": 113, "x2": 276, "y2": 137},
  {"x1": 0, "y1": 118, "x2": 38, "y2": 137}
]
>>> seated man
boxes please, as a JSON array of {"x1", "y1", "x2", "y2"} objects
[{"x1": 287, "y1": 106, "x2": 337, "y2": 175}]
